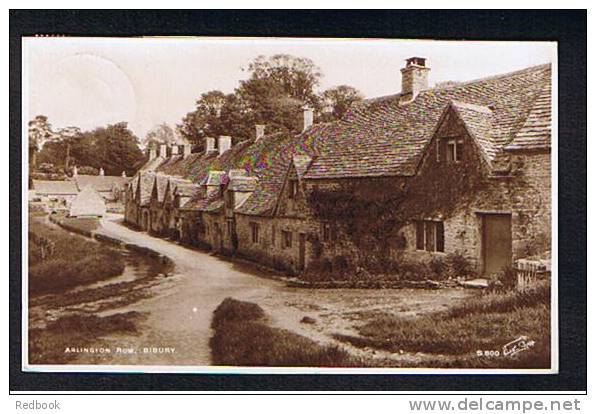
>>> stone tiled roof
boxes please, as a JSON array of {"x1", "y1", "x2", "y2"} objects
[
  {"x1": 32, "y1": 180, "x2": 79, "y2": 195},
  {"x1": 140, "y1": 156, "x2": 167, "y2": 172},
  {"x1": 137, "y1": 172, "x2": 156, "y2": 207},
  {"x1": 304, "y1": 63, "x2": 551, "y2": 179},
  {"x1": 174, "y1": 183, "x2": 200, "y2": 197},
  {"x1": 504, "y1": 83, "x2": 552, "y2": 151}
]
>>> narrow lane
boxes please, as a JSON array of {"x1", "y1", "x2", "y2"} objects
[{"x1": 77, "y1": 216, "x2": 285, "y2": 366}]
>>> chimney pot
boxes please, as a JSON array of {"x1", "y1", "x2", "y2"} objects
[
  {"x1": 302, "y1": 106, "x2": 314, "y2": 131},
  {"x1": 205, "y1": 137, "x2": 216, "y2": 154},
  {"x1": 255, "y1": 125, "x2": 266, "y2": 141},
  {"x1": 183, "y1": 144, "x2": 192, "y2": 158},
  {"x1": 218, "y1": 135, "x2": 232, "y2": 156}
]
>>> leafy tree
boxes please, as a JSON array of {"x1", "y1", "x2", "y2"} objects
[
  {"x1": 143, "y1": 123, "x2": 176, "y2": 148},
  {"x1": 320, "y1": 85, "x2": 364, "y2": 121},
  {"x1": 235, "y1": 54, "x2": 322, "y2": 135},
  {"x1": 28, "y1": 115, "x2": 56, "y2": 168},
  {"x1": 71, "y1": 122, "x2": 145, "y2": 177}
]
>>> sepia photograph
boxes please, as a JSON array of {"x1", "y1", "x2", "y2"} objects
[{"x1": 22, "y1": 35, "x2": 557, "y2": 373}]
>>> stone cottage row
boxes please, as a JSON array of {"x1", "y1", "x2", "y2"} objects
[{"x1": 124, "y1": 58, "x2": 552, "y2": 277}]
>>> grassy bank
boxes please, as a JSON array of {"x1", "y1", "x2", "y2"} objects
[
  {"x1": 29, "y1": 312, "x2": 143, "y2": 364},
  {"x1": 334, "y1": 284, "x2": 551, "y2": 368},
  {"x1": 210, "y1": 298, "x2": 361, "y2": 367},
  {"x1": 29, "y1": 216, "x2": 125, "y2": 295}
]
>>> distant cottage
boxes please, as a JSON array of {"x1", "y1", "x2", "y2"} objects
[
  {"x1": 69, "y1": 187, "x2": 106, "y2": 218},
  {"x1": 125, "y1": 58, "x2": 552, "y2": 278}
]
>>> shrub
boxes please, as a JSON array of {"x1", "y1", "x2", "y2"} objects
[
  {"x1": 429, "y1": 256, "x2": 448, "y2": 280},
  {"x1": 211, "y1": 298, "x2": 265, "y2": 329},
  {"x1": 445, "y1": 252, "x2": 474, "y2": 278},
  {"x1": 397, "y1": 258, "x2": 430, "y2": 281}
]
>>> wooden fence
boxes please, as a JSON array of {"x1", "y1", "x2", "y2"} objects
[{"x1": 515, "y1": 259, "x2": 550, "y2": 291}]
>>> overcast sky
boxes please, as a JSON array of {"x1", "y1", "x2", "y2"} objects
[{"x1": 24, "y1": 37, "x2": 556, "y2": 139}]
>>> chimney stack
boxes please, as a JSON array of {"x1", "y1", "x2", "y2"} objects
[
  {"x1": 171, "y1": 145, "x2": 179, "y2": 155},
  {"x1": 183, "y1": 143, "x2": 192, "y2": 158},
  {"x1": 149, "y1": 146, "x2": 157, "y2": 160},
  {"x1": 99, "y1": 167, "x2": 104, "y2": 176},
  {"x1": 159, "y1": 144, "x2": 167, "y2": 158},
  {"x1": 218, "y1": 135, "x2": 232, "y2": 156},
  {"x1": 255, "y1": 125, "x2": 266, "y2": 141},
  {"x1": 205, "y1": 137, "x2": 216, "y2": 155},
  {"x1": 302, "y1": 105, "x2": 314, "y2": 131},
  {"x1": 122, "y1": 171, "x2": 126, "y2": 177},
  {"x1": 73, "y1": 165, "x2": 78, "y2": 177},
  {"x1": 400, "y1": 57, "x2": 430, "y2": 102}
]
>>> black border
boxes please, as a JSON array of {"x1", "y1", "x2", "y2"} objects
[{"x1": 9, "y1": 9, "x2": 586, "y2": 392}]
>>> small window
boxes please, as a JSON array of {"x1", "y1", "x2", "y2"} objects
[
  {"x1": 288, "y1": 180, "x2": 299, "y2": 199},
  {"x1": 446, "y1": 137, "x2": 464, "y2": 163},
  {"x1": 282, "y1": 230, "x2": 293, "y2": 249},
  {"x1": 415, "y1": 220, "x2": 445, "y2": 253},
  {"x1": 322, "y1": 223, "x2": 331, "y2": 242},
  {"x1": 250, "y1": 222, "x2": 260, "y2": 244}
]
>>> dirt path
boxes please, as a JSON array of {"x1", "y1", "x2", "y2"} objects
[
  {"x1": 75, "y1": 216, "x2": 285, "y2": 366},
  {"x1": 72, "y1": 215, "x2": 475, "y2": 367}
]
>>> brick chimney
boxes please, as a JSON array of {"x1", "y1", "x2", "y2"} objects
[
  {"x1": 255, "y1": 125, "x2": 265, "y2": 141},
  {"x1": 183, "y1": 143, "x2": 192, "y2": 158},
  {"x1": 218, "y1": 135, "x2": 232, "y2": 156},
  {"x1": 171, "y1": 145, "x2": 179, "y2": 155},
  {"x1": 205, "y1": 137, "x2": 216, "y2": 155},
  {"x1": 159, "y1": 144, "x2": 167, "y2": 158},
  {"x1": 400, "y1": 57, "x2": 430, "y2": 102},
  {"x1": 302, "y1": 105, "x2": 314, "y2": 131}
]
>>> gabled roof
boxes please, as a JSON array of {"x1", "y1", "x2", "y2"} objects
[
  {"x1": 291, "y1": 155, "x2": 314, "y2": 180},
  {"x1": 137, "y1": 172, "x2": 156, "y2": 206},
  {"x1": 32, "y1": 180, "x2": 78, "y2": 195},
  {"x1": 174, "y1": 183, "x2": 201, "y2": 198},
  {"x1": 504, "y1": 83, "x2": 552, "y2": 151},
  {"x1": 304, "y1": 63, "x2": 551, "y2": 179},
  {"x1": 152, "y1": 174, "x2": 170, "y2": 203},
  {"x1": 74, "y1": 175, "x2": 130, "y2": 193}
]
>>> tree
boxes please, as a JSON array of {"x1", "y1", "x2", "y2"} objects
[
  {"x1": 72, "y1": 122, "x2": 145, "y2": 177},
  {"x1": 235, "y1": 54, "x2": 323, "y2": 135},
  {"x1": 28, "y1": 115, "x2": 55, "y2": 168},
  {"x1": 177, "y1": 91, "x2": 251, "y2": 150},
  {"x1": 320, "y1": 85, "x2": 364, "y2": 121},
  {"x1": 143, "y1": 123, "x2": 176, "y2": 148}
]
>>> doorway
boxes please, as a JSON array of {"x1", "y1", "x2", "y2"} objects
[
  {"x1": 298, "y1": 233, "x2": 306, "y2": 271},
  {"x1": 481, "y1": 213, "x2": 512, "y2": 276}
]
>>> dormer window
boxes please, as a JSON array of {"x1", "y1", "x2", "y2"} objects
[{"x1": 446, "y1": 137, "x2": 464, "y2": 163}]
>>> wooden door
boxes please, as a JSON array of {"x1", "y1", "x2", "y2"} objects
[
  {"x1": 482, "y1": 214, "x2": 512, "y2": 276},
  {"x1": 298, "y1": 233, "x2": 306, "y2": 271}
]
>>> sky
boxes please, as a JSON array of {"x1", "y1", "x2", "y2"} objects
[{"x1": 24, "y1": 37, "x2": 556, "y2": 139}]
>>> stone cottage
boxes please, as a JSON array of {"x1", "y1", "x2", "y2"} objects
[{"x1": 125, "y1": 58, "x2": 552, "y2": 278}]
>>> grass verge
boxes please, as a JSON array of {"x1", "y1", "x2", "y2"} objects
[
  {"x1": 29, "y1": 311, "x2": 143, "y2": 364},
  {"x1": 29, "y1": 216, "x2": 125, "y2": 295},
  {"x1": 210, "y1": 298, "x2": 361, "y2": 367},
  {"x1": 334, "y1": 284, "x2": 551, "y2": 368}
]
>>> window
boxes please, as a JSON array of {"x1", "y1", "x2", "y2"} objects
[
  {"x1": 282, "y1": 230, "x2": 293, "y2": 249},
  {"x1": 446, "y1": 137, "x2": 464, "y2": 163},
  {"x1": 288, "y1": 180, "x2": 299, "y2": 199},
  {"x1": 322, "y1": 223, "x2": 331, "y2": 242},
  {"x1": 250, "y1": 222, "x2": 260, "y2": 244},
  {"x1": 415, "y1": 220, "x2": 445, "y2": 253}
]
